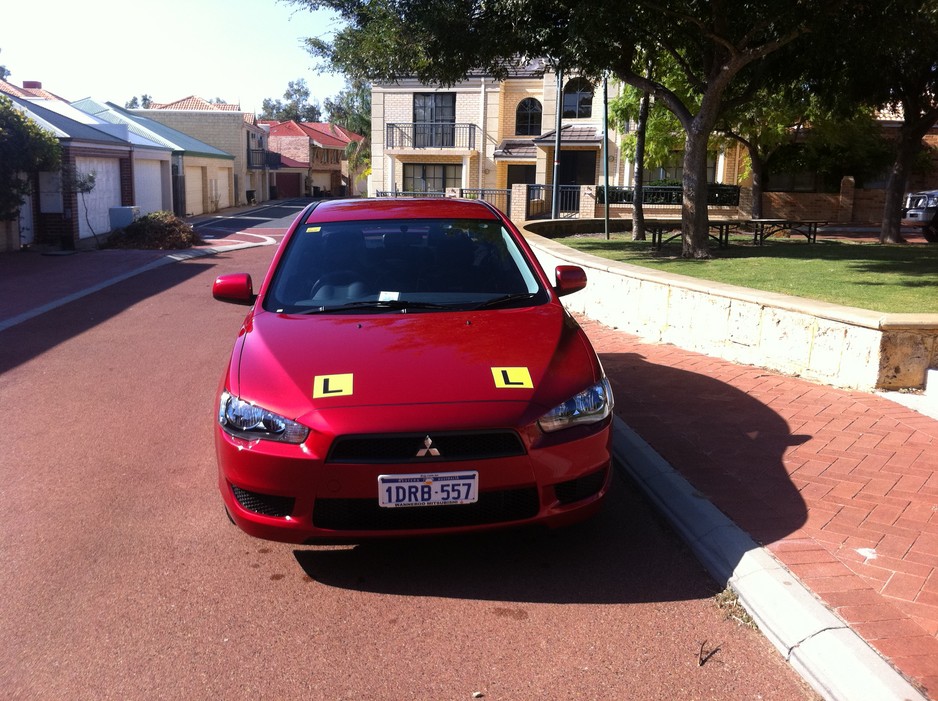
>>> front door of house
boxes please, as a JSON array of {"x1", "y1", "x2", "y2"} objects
[{"x1": 557, "y1": 151, "x2": 597, "y2": 212}]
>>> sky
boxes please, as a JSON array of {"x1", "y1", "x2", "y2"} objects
[{"x1": 1, "y1": 0, "x2": 348, "y2": 115}]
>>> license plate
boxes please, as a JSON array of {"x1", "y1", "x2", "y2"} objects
[{"x1": 378, "y1": 471, "x2": 478, "y2": 508}]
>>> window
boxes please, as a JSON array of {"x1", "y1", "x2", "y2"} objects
[
  {"x1": 645, "y1": 153, "x2": 717, "y2": 184},
  {"x1": 515, "y1": 98, "x2": 542, "y2": 135},
  {"x1": 402, "y1": 164, "x2": 463, "y2": 193},
  {"x1": 562, "y1": 78, "x2": 593, "y2": 119},
  {"x1": 413, "y1": 93, "x2": 457, "y2": 147}
]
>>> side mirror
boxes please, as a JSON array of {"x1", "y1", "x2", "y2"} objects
[
  {"x1": 554, "y1": 265, "x2": 587, "y2": 297},
  {"x1": 213, "y1": 273, "x2": 256, "y2": 305}
]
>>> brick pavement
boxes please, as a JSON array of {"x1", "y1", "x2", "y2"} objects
[{"x1": 580, "y1": 314, "x2": 938, "y2": 697}]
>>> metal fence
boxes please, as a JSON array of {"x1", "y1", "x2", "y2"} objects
[
  {"x1": 525, "y1": 185, "x2": 582, "y2": 218},
  {"x1": 385, "y1": 123, "x2": 479, "y2": 150},
  {"x1": 375, "y1": 190, "x2": 447, "y2": 198},
  {"x1": 459, "y1": 188, "x2": 511, "y2": 214},
  {"x1": 596, "y1": 184, "x2": 740, "y2": 207}
]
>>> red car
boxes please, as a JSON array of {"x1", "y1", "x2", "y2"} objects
[{"x1": 213, "y1": 197, "x2": 613, "y2": 543}]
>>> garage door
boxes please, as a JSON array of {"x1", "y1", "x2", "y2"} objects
[
  {"x1": 75, "y1": 157, "x2": 121, "y2": 239},
  {"x1": 185, "y1": 166, "x2": 204, "y2": 216},
  {"x1": 135, "y1": 159, "x2": 163, "y2": 215},
  {"x1": 276, "y1": 173, "x2": 302, "y2": 198}
]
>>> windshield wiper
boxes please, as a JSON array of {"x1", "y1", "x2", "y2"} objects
[
  {"x1": 472, "y1": 292, "x2": 538, "y2": 310},
  {"x1": 299, "y1": 300, "x2": 454, "y2": 314}
]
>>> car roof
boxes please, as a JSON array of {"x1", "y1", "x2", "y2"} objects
[{"x1": 305, "y1": 198, "x2": 502, "y2": 223}]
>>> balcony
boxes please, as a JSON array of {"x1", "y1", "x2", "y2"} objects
[
  {"x1": 386, "y1": 123, "x2": 479, "y2": 151},
  {"x1": 247, "y1": 148, "x2": 279, "y2": 170}
]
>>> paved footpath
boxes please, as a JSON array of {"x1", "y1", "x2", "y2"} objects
[
  {"x1": 584, "y1": 315, "x2": 938, "y2": 699},
  {"x1": 2, "y1": 238, "x2": 937, "y2": 699}
]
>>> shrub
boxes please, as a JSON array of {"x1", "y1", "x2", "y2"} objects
[{"x1": 107, "y1": 211, "x2": 204, "y2": 249}]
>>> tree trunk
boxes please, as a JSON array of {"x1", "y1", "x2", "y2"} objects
[
  {"x1": 749, "y1": 150, "x2": 765, "y2": 219},
  {"x1": 880, "y1": 136, "x2": 919, "y2": 244},
  {"x1": 632, "y1": 89, "x2": 651, "y2": 241},
  {"x1": 681, "y1": 124, "x2": 712, "y2": 258}
]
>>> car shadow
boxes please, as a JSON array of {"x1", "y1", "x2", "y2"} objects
[{"x1": 294, "y1": 470, "x2": 723, "y2": 605}]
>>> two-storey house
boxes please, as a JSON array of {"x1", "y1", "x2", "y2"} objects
[
  {"x1": 264, "y1": 120, "x2": 365, "y2": 198},
  {"x1": 371, "y1": 61, "x2": 628, "y2": 199}
]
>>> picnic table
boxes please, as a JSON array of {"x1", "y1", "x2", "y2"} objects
[
  {"x1": 645, "y1": 218, "x2": 744, "y2": 250},
  {"x1": 748, "y1": 218, "x2": 827, "y2": 244}
]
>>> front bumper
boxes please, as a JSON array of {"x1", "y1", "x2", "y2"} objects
[{"x1": 216, "y1": 419, "x2": 613, "y2": 543}]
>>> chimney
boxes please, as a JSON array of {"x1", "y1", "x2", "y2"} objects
[{"x1": 22, "y1": 81, "x2": 42, "y2": 89}]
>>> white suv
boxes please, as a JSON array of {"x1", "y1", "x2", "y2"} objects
[{"x1": 902, "y1": 189, "x2": 938, "y2": 241}]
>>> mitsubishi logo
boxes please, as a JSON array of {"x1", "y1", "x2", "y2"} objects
[{"x1": 416, "y1": 435, "x2": 441, "y2": 457}]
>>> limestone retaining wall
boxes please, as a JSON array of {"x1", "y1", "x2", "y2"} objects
[{"x1": 526, "y1": 233, "x2": 938, "y2": 391}]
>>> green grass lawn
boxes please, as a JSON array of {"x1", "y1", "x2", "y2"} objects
[{"x1": 552, "y1": 233, "x2": 938, "y2": 314}]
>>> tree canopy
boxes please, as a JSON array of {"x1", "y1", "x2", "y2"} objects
[
  {"x1": 323, "y1": 80, "x2": 372, "y2": 181},
  {"x1": 291, "y1": 0, "x2": 847, "y2": 257},
  {"x1": 0, "y1": 48, "x2": 10, "y2": 81},
  {"x1": 124, "y1": 94, "x2": 152, "y2": 109},
  {"x1": 260, "y1": 78, "x2": 322, "y2": 123},
  {"x1": 0, "y1": 95, "x2": 61, "y2": 221}
]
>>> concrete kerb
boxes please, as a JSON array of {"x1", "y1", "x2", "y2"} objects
[
  {"x1": 0, "y1": 241, "x2": 262, "y2": 335},
  {"x1": 611, "y1": 416, "x2": 926, "y2": 701}
]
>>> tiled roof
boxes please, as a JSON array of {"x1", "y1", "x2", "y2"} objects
[
  {"x1": 297, "y1": 122, "x2": 349, "y2": 148},
  {"x1": 0, "y1": 78, "x2": 67, "y2": 101},
  {"x1": 279, "y1": 154, "x2": 308, "y2": 168},
  {"x1": 302, "y1": 122, "x2": 365, "y2": 144},
  {"x1": 269, "y1": 120, "x2": 309, "y2": 137},
  {"x1": 149, "y1": 95, "x2": 242, "y2": 111},
  {"x1": 494, "y1": 139, "x2": 537, "y2": 159},
  {"x1": 533, "y1": 124, "x2": 602, "y2": 145}
]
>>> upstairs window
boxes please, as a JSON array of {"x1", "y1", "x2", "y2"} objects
[
  {"x1": 515, "y1": 98, "x2": 542, "y2": 135},
  {"x1": 562, "y1": 78, "x2": 593, "y2": 119}
]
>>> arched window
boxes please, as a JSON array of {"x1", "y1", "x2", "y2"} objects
[
  {"x1": 562, "y1": 78, "x2": 593, "y2": 119},
  {"x1": 515, "y1": 97, "x2": 542, "y2": 135}
]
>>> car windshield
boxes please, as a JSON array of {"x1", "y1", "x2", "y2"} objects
[{"x1": 263, "y1": 217, "x2": 547, "y2": 314}]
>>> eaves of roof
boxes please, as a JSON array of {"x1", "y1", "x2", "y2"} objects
[
  {"x1": 533, "y1": 124, "x2": 602, "y2": 145},
  {"x1": 106, "y1": 102, "x2": 234, "y2": 159},
  {"x1": 6, "y1": 94, "x2": 129, "y2": 146}
]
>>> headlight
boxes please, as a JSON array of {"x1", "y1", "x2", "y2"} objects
[
  {"x1": 218, "y1": 390, "x2": 309, "y2": 443},
  {"x1": 538, "y1": 377, "x2": 614, "y2": 433}
]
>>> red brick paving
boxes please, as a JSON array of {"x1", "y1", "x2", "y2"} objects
[{"x1": 581, "y1": 314, "x2": 938, "y2": 697}]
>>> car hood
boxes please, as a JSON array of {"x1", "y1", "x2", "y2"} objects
[{"x1": 230, "y1": 305, "x2": 599, "y2": 428}]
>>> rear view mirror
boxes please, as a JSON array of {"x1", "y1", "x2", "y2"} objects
[
  {"x1": 554, "y1": 265, "x2": 587, "y2": 297},
  {"x1": 213, "y1": 273, "x2": 256, "y2": 305}
]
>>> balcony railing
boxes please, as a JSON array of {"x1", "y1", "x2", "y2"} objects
[
  {"x1": 386, "y1": 123, "x2": 478, "y2": 150},
  {"x1": 247, "y1": 148, "x2": 278, "y2": 169}
]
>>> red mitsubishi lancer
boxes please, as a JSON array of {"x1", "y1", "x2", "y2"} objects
[{"x1": 213, "y1": 197, "x2": 613, "y2": 543}]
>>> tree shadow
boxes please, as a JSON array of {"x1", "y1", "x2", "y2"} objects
[
  {"x1": 295, "y1": 353, "x2": 809, "y2": 604},
  {"x1": 600, "y1": 351, "x2": 809, "y2": 547},
  {"x1": 0, "y1": 258, "x2": 217, "y2": 375}
]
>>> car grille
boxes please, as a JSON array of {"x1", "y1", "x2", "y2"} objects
[
  {"x1": 231, "y1": 485, "x2": 295, "y2": 518},
  {"x1": 311, "y1": 487, "x2": 540, "y2": 531},
  {"x1": 554, "y1": 468, "x2": 607, "y2": 505},
  {"x1": 327, "y1": 430, "x2": 526, "y2": 464}
]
